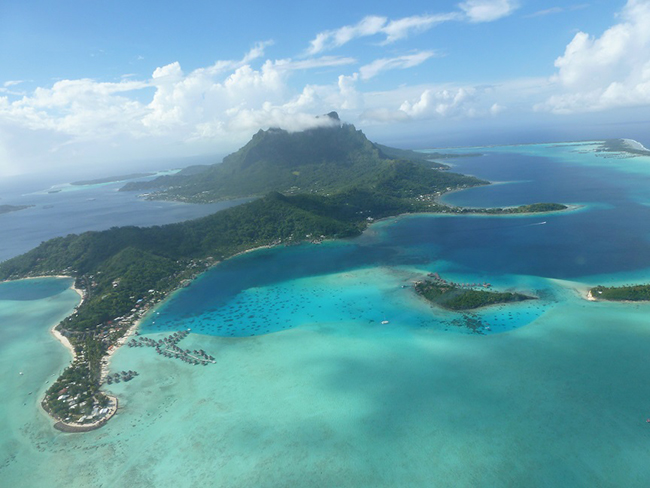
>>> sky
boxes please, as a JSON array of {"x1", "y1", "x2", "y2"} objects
[{"x1": 1, "y1": 0, "x2": 650, "y2": 178}]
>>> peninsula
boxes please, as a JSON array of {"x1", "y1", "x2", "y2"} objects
[
  {"x1": 0, "y1": 204, "x2": 33, "y2": 215},
  {"x1": 0, "y1": 114, "x2": 568, "y2": 430},
  {"x1": 71, "y1": 173, "x2": 156, "y2": 186}
]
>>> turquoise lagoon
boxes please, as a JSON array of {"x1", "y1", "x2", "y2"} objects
[{"x1": 3, "y1": 142, "x2": 650, "y2": 487}]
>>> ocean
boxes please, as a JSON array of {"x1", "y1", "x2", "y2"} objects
[
  {"x1": 2, "y1": 142, "x2": 650, "y2": 487},
  {"x1": 0, "y1": 173, "x2": 250, "y2": 263}
]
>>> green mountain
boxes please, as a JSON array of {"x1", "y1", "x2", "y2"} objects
[{"x1": 120, "y1": 113, "x2": 470, "y2": 202}]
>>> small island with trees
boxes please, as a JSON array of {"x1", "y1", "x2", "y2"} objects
[
  {"x1": 414, "y1": 273, "x2": 535, "y2": 311},
  {"x1": 588, "y1": 284, "x2": 650, "y2": 302}
]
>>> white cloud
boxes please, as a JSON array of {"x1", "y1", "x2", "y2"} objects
[
  {"x1": 306, "y1": 6, "x2": 519, "y2": 55},
  {"x1": 0, "y1": 80, "x2": 28, "y2": 96},
  {"x1": 538, "y1": 0, "x2": 650, "y2": 113},
  {"x1": 358, "y1": 84, "x2": 499, "y2": 124},
  {"x1": 381, "y1": 13, "x2": 462, "y2": 44},
  {"x1": 337, "y1": 74, "x2": 361, "y2": 110},
  {"x1": 4, "y1": 79, "x2": 149, "y2": 138},
  {"x1": 242, "y1": 40, "x2": 274, "y2": 64},
  {"x1": 490, "y1": 102, "x2": 506, "y2": 115},
  {"x1": 459, "y1": 0, "x2": 519, "y2": 23},
  {"x1": 272, "y1": 56, "x2": 356, "y2": 72},
  {"x1": 525, "y1": 5, "x2": 589, "y2": 18},
  {"x1": 306, "y1": 14, "x2": 458, "y2": 54},
  {"x1": 528, "y1": 7, "x2": 564, "y2": 17},
  {"x1": 152, "y1": 62, "x2": 183, "y2": 80},
  {"x1": 0, "y1": 44, "x2": 365, "y2": 169},
  {"x1": 308, "y1": 16, "x2": 386, "y2": 54},
  {"x1": 399, "y1": 87, "x2": 477, "y2": 118},
  {"x1": 359, "y1": 52, "x2": 437, "y2": 80}
]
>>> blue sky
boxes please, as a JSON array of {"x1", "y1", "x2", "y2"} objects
[{"x1": 1, "y1": 0, "x2": 649, "y2": 177}]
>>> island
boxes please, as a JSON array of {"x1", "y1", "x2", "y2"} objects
[
  {"x1": 0, "y1": 113, "x2": 569, "y2": 431},
  {"x1": 0, "y1": 204, "x2": 33, "y2": 215},
  {"x1": 415, "y1": 274, "x2": 535, "y2": 311},
  {"x1": 588, "y1": 284, "x2": 650, "y2": 302},
  {"x1": 597, "y1": 139, "x2": 650, "y2": 157},
  {"x1": 71, "y1": 173, "x2": 156, "y2": 186}
]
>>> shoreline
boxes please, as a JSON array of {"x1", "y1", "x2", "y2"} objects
[
  {"x1": 50, "y1": 276, "x2": 85, "y2": 359},
  {"x1": 48, "y1": 395, "x2": 119, "y2": 433},
  {"x1": 30, "y1": 192, "x2": 579, "y2": 432},
  {"x1": 622, "y1": 138, "x2": 650, "y2": 153},
  {"x1": 432, "y1": 185, "x2": 582, "y2": 217},
  {"x1": 373, "y1": 203, "x2": 581, "y2": 228},
  {"x1": 99, "y1": 317, "x2": 142, "y2": 383},
  {"x1": 1, "y1": 274, "x2": 75, "y2": 285},
  {"x1": 50, "y1": 325, "x2": 76, "y2": 359}
]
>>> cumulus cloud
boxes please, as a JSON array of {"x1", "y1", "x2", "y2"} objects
[
  {"x1": 399, "y1": 87, "x2": 477, "y2": 118},
  {"x1": 538, "y1": 0, "x2": 650, "y2": 113},
  {"x1": 359, "y1": 84, "x2": 500, "y2": 124},
  {"x1": 459, "y1": 0, "x2": 519, "y2": 23},
  {"x1": 490, "y1": 102, "x2": 506, "y2": 115},
  {"x1": 0, "y1": 44, "x2": 362, "y2": 160},
  {"x1": 359, "y1": 51, "x2": 437, "y2": 80},
  {"x1": 5, "y1": 78, "x2": 149, "y2": 137},
  {"x1": 306, "y1": 14, "x2": 459, "y2": 54}
]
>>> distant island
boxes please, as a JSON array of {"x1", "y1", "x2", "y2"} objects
[
  {"x1": 597, "y1": 139, "x2": 650, "y2": 157},
  {"x1": 588, "y1": 284, "x2": 650, "y2": 302},
  {"x1": 0, "y1": 204, "x2": 33, "y2": 215},
  {"x1": 0, "y1": 113, "x2": 569, "y2": 431},
  {"x1": 415, "y1": 274, "x2": 535, "y2": 311},
  {"x1": 71, "y1": 173, "x2": 156, "y2": 186}
]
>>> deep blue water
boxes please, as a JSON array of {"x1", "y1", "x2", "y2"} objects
[
  {"x1": 141, "y1": 142, "x2": 650, "y2": 338},
  {"x1": 434, "y1": 147, "x2": 650, "y2": 277},
  {"x1": 440, "y1": 149, "x2": 641, "y2": 208},
  {"x1": 0, "y1": 175, "x2": 250, "y2": 262}
]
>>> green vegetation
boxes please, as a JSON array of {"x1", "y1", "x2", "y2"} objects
[
  {"x1": 500, "y1": 202, "x2": 567, "y2": 213},
  {"x1": 0, "y1": 115, "x2": 569, "y2": 428},
  {"x1": 474, "y1": 202, "x2": 568, "y2": 214},
  {"x1": 437, "y1": 202, "x2": 568, "y2": 215},
  {"x1": 590, "y1": 284, "x2": 650, "y2": 301},
  {"x1": 415, "y1": 279, "x2": 534, "y2": 311},
  {"x1": 0, "y1": 204, "x2": 32, "y2": 215},
  {"x1": 120, "y1": 115, "x2": 486, "y2": 203}
]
